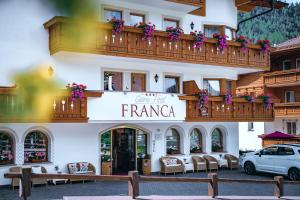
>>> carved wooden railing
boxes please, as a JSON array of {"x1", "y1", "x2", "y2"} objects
[
  {"x1": 0, "y1": 87, "x2": 102, "y2": 123},
  {"x1": 179, "y1": 95, "x2": 274, "y2": 122},
  {"x1": 264, "y1": 69, "x2": 300, "y2": 87},
  {"x1": 274, "y1": 102, "x2": 300, "y2": 118},
  {"x1": 44, "y1": 16, "x2": 269, "y2": 70}
]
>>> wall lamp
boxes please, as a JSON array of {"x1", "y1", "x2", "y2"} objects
[{"x1": 154, "y1": 74, "x2": 159, "y2": 83}]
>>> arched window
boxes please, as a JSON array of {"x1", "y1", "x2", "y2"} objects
[
  {"x1": 211, "y1": 128, "x2": 224, "y2": 152},
  {"x1": 24, "y1": 131, "x2": 48, "y2": 163},
  {"x1": 166, "y1": 128, "x2": 180, "y2": 155},
  {"x1": 190, "y1": 129, "x2": 203, "y2": 153},
  {"x1": 0, "y1": 132, "x2": 14, "y2": 165}
]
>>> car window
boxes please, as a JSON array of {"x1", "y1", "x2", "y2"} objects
[
  {"x1": 261, "y1": 146, "x2": 278, "y2": 155},
  {"x1": 278, "y1": 147, "x2": 294, "y2": 155}
]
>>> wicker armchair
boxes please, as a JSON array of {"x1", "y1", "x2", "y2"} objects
[
  {"x1": 203, "y1": 155, "x2": 218, "y2": 171},
  {"x1": 159, "y1": 157, "x2": 184, "y2": 176},
  {"x1": 191, "y1": 156, "x2": 207, "y2": 172},
  {"x1": 67, "y1": 162, "x2": 96, "y2": 183},
  {"x1": 32, "y1": 166, "x2": 48, "y2": 187},
  {"x1": 9, "y1": 166, "x2": 21, "y2": 189},
  {"x1": 224, "y1": 154, "x2": 239, "y2": 170}
]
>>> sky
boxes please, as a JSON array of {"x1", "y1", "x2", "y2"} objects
[{"x1": 285, "y1": 0, "x2": 300, "y2": 3}]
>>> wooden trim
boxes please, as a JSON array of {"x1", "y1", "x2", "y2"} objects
[
  {"x1": 163, "y1": 18, "x2": 180, "y2": 28},
  {"x1": 130, "y1": 13, "x2": 145, "y2": 23},
  {"x1": 131, "y1": 73, "x2": 146, "y2": 92},
  {"x1": 103, "y1": 8, "x2": 123, "y2": 20}
]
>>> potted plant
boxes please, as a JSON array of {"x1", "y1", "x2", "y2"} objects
[
  {"x1": 190, "y1": 146, "x2": 202, "y2": 153},
  {"x1": 224, "y1": 92, "x2": 233, "y2": 105},
  {"x1": 190, "y1": 31, "x2": 206, "y2": 49},
  {"x1": 110, "y1": 17, "x2": 125, "y2": 35},
  {"x1": 142, "y1": 154, "x2": 151, "y2": 175},
  {"x1": 235, "y1": 35, "x2": 250, "y2": 53},
  {"x1": 66, "y1": 83, "x2": 87, "y2": 101},
  {"x1": 166, "y1": 26, "x2": 183, "y2": 42},
  {"x1": 257, "y1": 39, "x2": 270, "y2": 53},
  {"x1": 135, "y1": 22, "x2": 155, "y2": 41},
  {"x1": 213, "y1": 33, "x2": 228, "y2": 52}
]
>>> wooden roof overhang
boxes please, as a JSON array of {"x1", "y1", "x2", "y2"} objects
[
  {"x1": 236, "y1": 0, "x2": 288, "y2": 12},
  {"x1": 165, "y1": 0, "x2": 206, "y2": 16}
]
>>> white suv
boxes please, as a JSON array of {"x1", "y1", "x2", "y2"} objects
[{"x1": 241, "y1": 144, "x2": 300, "y2": 180}]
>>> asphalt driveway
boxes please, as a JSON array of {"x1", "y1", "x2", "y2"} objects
[{"x1": 1, "y1": 168, "x2": 299, "y2": 200}]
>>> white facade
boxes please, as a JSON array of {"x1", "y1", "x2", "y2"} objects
[
  {"x1": 239, "y1": 122, "x2": 264, "y2": 151},
  {"x1": 0, "y1": 0, "x2": 260, "y2": 186}
]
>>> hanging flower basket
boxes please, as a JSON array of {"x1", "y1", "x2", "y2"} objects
[
  {"x1": 195, "y1": 89, "x2": 209, "y2": 108},
  {"x1": 110, "y1": 18, "x2": 125, "y2": 35},
  {"x1": 257, "y1": 39, "x2": 270, "y2": 53},
  {"x1": 166, "y1": 26, "x2": 183, "y2": 42},
  {"x1": 135, "y1": 22, "x2": 155, "y2": 41},
  {"x1": 236, "y1": 35, "x2": 250, "y2": 53},
  {"x1": 66, "y1": 83, "x2": 87, "y2": 101},
  {"x1": 224, "y1": 92, "x2": 233, "y2": 105},
  {"x1": 190, "y1": 31, "x2": 206, "y2": 49},
  {"x1": 241, "y1": 93, "x2": 255, "y2": 103},
  {"x1": 258, "y1": 94, "x2": 272, "y2": 109},
  {"x1": 213, "y1": 33, "x2": 228, "y2": 52}
]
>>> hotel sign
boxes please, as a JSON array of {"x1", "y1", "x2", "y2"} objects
[{"x1": 88, "y1": 92, "x2": 185, "y2": 121}]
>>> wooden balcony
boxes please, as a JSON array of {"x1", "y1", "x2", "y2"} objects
[
  {"x1": 179, "y1": 95, "x2": 274, "y2": 122},
  {"x1": 44, "y1": 16, "x2": 269, "y2": 70},
  {"x1": 264, "y1": 69, "x2": 300, "y2": 87},
  {"x1": 0, "y1": 87, "x2": 102, "y2": 123},
  {"x1": 274, "y1": 102, "x2": 300, "y2": 118}
]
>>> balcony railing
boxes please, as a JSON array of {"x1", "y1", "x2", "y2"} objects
[
  {"x1": 44, "y1": 16, "x2": 269, "y2": 70},
  {"x1": 179, "y1": 95, "x2": 274, "y2": 122},
  {"x1": 274, "y1": 102, "x2": 300, "y2": 118},
  {"x1": 0, "y1": 87, "x2": 102, "y2": 123},
  {"x1": 180, "y1": 80, "x2": 275, "y2": 121},
  {"x1": 264, "y1": 69, "x2": 300, "y2": 87}
]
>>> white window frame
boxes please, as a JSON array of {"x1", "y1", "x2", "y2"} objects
[
  {"x1": 248, "y1": 122, "x2": 254, "y2": 131},
  {"x1": 285, "y1": 91, "x2": 295, "y2": 103},
  {"x1": 162, "y1": 16, "x2": 181, "y2": 30},
  {"x1": 286, "y1": 121, "x2": 297, "y2": 135},
  {"x1": 283, "y1": 60, "x2": 292, "y2": 70}
]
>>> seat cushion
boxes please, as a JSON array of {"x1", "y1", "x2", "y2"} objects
[
  {"x1": 166, "y1": 159, "x2": 177, "y2": 165},
  {"x1": 197, "y1": 162, "x2": 206, "y2": 165},
  {"x1": 32, "y1": 166, "x2": 42, "y2": 174},
  {"x1": 231, "y1": 160, "x2": 238, "y2": 163},
  {"x1": 79, "y1": 162, "x2": 89, "y2": 172},
  {"x1": 210, "y1": 161, "x2": 217, "y2": 164},
  {"x1": 68, "y1": 163, "x2": 78, "y2": 174},
  {"x1": 166, "y1": 164, "x2": 181, "y2": 167}
]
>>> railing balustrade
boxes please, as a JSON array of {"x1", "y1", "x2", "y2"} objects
[
  {"x1": 44, "y1": 16, "x2": 269, "y2": 70},
  {"x1": 264, "y1": 69, "x2": 300, "y2": 87}
]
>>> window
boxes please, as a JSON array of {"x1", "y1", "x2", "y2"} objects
[
  {"x1": 248, "y1": 122, "x2": 254, "y2": 131},
  {"x1": 103, "y1": 9, "x2": 122, "y2": 21},
  {"x1": 278, "y1": 147, "x2": 294, "y2": 156},
  {"x1": 190, "y1": 129, "x2": 203, "y2": 153},
  {"x1": 163, "y1": 18, "x2": 179, "y2": 30},
  {"x1": 261, "y1": 146, "x2": 278, "y2": 155},
  {"x1": 0, "y1": 132, "x2": 14, "y2": 165},
  {"x1": 166, "y1": 128, "x2": 180, "y2": 155},
  {"x1": 285, "y1": 91, "x2": 295, "y2": 103},
  {"x1": 203, "y1": 79, "x2": 220, "y2": 96},
  {"x1": 225, "y1": 27, "x2": 235, "y2": 40},
  {"x1": 204, "y1": 25, "x2": 221, "y2": 38},
  {"x1": 130, "y1": 13, "x2": 145, "y2": 26},
  {"x1": 211, "y1": 128, "x2": 224, "y2": 152},
  {"x1": 297, "y1": 59, "x2": 300, "y2": 69},
  {"x1": 283, "y1": 60, "x2": 292, "y2": 70},
  {"x1": 287, "y1": 121, "x2": 297, "y2": 135},
  {"x1": 164, "y1": 76, "x2": 180, "y2": 93},
  {"x1": 137, "y1": 130, "x2": 147, "y2": 157},
  {"x1": 24, "y1": 131, "x2": 48, "y2": 163},
  {"x1": 104, "y1": 71, "x2": 123, "y2": 91}
]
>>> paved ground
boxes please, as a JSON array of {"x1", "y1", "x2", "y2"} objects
[{"x1": 1, "y1": 169, "x2": 299, "y2": 200}]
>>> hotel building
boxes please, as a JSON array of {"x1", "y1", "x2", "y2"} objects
[{"x1": 0, "y1": 0, "x2": 284, "y2": 185}]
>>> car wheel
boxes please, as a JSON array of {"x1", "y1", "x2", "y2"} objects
[
  {"x1": 244, "y1": 161, "x2": 256, "y2": 175},
  {"x1": 288, "y1": 168, "x2": 300, "y2": 181}
]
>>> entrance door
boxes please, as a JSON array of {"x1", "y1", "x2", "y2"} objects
[
  {"x1": 131, "y1": 73, "x2": 146, "y2": 92},
  {"x1": 112, "y1": 128, "x2": 136, "y2": 174}
]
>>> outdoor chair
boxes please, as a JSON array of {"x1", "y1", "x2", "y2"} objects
[
  {"x1": 159, "y1": 157, "x2": 184, "y2": 175},
  {"x1": 67, "y1": 162, "x2": 96, "y2": 183},
  {"x1": 203, "y1": 155, "x2": 218, "y2": 171},
  {"x1": 31, "y1": 166, "x2": 48, "y2": 187},
  {"x1": 224, "y1": 154, "x2": 239, "y2": 170},
  {"x1": 9, "y1": 166, "x2": 21, "y2": 189},
  {"x1": 191, "y1": 156, "x2": 207, "y2": 172}
]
